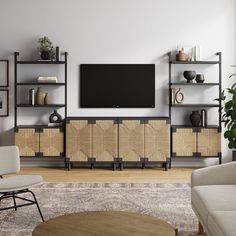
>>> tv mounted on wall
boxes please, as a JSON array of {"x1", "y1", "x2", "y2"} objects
[{"x1": 80, "y1": 64, "x2": 155, "y2": 108}]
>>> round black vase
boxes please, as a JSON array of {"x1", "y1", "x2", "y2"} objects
[
  {"x1": 41, "y1": 51, "x2": 50, "y2": 60},
  {"x1": 190, "y1": 111, "x2": 201, "y2": 127},
  {"x1": 49, "y1": 110, "x2": 62, "y2": 123}
]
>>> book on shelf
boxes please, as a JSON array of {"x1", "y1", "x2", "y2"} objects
[{"x1": 37, "y1": 77, "x2": 58, "y2": 83}]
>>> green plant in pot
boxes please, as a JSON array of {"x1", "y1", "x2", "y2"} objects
[
  {"x1": 216, "y1": 66, "x2": 236, "y2": 160},
  {"x1": 38, "y1": 36, "x2": 55, "y2": 60}
]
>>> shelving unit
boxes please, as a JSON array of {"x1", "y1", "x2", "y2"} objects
[
  {"x1": 168, "y1": 52, "x2": 222, "y2": 167},
  {"x1": 14, "y1": 52, "x2": 69, "y2": 167}
]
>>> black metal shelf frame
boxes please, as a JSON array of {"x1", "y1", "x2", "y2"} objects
[
  {"x1": 168, "y1": 52, "x2": 222, "y2": 167},
  {"x1": 14, "y1": 51, "x2": 68, "y2": 127},
  {"x1": 14, "y1": 51, "x2": 68, "y2": 167}
]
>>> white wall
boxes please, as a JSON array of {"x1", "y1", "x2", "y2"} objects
[{"x1": 0, "y1": 0, "x2": 235, "y2": 166}]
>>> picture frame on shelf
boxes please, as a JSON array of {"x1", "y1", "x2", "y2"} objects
[
  {"x1": 0, "y1": 89, "x2": 9, "y2": 117},
  {"x1": 0, "y1": 60, "x2": 9, "y2": 87},
  {"x1": 194, "y1": 46, "x2": 202, "y2": 61}
]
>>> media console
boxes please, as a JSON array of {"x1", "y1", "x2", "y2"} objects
[{"x1": 66, "y1": 117, "x2": 170, "y2": 170}]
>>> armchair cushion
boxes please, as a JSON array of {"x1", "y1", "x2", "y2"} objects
[
  {"x1": 0, "y1": 175, "x2": 43, "y2": 192},
  {"x1": 208, "y1": 211, "x2": 236, "y2": 236},
  {"x1": 192, "y1": 185, "x2": 236, "y2": 223}
]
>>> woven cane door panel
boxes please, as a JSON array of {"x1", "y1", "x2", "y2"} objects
[
  {"x1": 145, "y1": 120, "x2": 170, "y2": 161},
  {"x1": 172, "y1": 128, "x2": 196, "y2": 156},
  {"x1": 198, "y1": 128, "x2": 221, "y2": 156},
  {"x1": 119, "y1": 120, "x2": 144, "y2": 161},
  {"x1": 15, "y1": 128, "x2": 39, "y2": 156},
  {"x1": 66, "y1": 120, "x2": 92, "y2": 161},
  {"x1": 40, "y1": 128, "x2": 64, "y2": 156},
  {"x1": 92, "y1": 120, "x2": 118, "y2": 161}
]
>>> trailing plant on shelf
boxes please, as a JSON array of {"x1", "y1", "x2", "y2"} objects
[
  {"x1": 216, "y1": 65, "x2": 236, "y2": 149},
  {"x1": 37, "y1": 36, "x2": 55, "y2": 60}
]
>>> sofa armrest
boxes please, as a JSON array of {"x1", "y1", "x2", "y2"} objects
[{"x1": 191, "y1": 162, "x2": 236, "y2": 187}]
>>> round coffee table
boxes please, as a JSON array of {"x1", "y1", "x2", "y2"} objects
[{"x1": 32, "y1": 211, "x2": 177, "y2": 236}]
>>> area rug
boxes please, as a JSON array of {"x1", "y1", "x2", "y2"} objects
[{"x1": 0, "y1": 183, "x2": 200, "y2": 236}]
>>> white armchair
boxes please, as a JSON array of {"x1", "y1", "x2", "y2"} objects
[
  {"x1": 191, "y1": 162, "x2": 236, "y2": 236},
  {"x1": 0, "y1": 146, "x2": 44, "y2": 221}
]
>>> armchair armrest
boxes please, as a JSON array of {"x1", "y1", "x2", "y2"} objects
[{"x1": 191, "y1": 162, "x2": 236, "y2": 187}]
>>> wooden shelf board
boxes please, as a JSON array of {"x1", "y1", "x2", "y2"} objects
[
  {"x1": 171, "y1": 125, "x2": 220, "y2": 128},
  {"x1": 17, "y1": 61, "x2": 65, "y2": 64},
  {"x1": 17, "y1": 104, "x2": 65, "y2": 108},
  {"x1": 17, "y1": 82, "x2": 65, "y2": 86},
  {"x1": 16, "y1": 125, "x2": 64, "y2": 128},
  {"x1": 171, "y1": 104, "x2": 219, "y2": 107},
  {"x1": 170, "y1": 83, "x2": 219, "y2": 86},
  {"x1": 170, "y1": 61, "x2": 219, "y2": 65}
]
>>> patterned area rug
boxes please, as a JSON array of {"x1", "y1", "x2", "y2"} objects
[{"x1": 0, "y1": 183, "x2": 199, "y2": 236}]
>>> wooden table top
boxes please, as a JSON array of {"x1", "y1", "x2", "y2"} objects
[{"x1": 32, "y1": 211, "x2": 177, "y2": 236}]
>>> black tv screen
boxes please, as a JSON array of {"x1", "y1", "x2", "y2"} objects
[{"x1": 80, "y1": 64, "x2": 155, "y2": 108}]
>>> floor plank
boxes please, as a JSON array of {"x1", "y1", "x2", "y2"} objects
[{"x1": 19, "y1": 167, "x2": 194, "y2": 183}]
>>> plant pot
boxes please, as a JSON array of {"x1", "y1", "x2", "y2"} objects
[
  {"x1": 190, "y1": 110, "x2": 201, "y2": 127},
  {"x1": 232, "y1": 150, "x2": 236, "y2": 161},
  {"x1": 41, "y1": 51, "x2": 50, "y2": 60}
]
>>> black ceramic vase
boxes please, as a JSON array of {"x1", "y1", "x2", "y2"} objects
[
  {"x1": 41, "y1": 51, "x2": 50, "y2": 60},
  {"x1": 190, "y1": 111, "x2": 201, "y2": 127},
  {"x1": 49, "y1": 110, "x2": 62, "y2": 123},
  {"x1": 183, "y1": 71, "x2": 196, "y2": 83}
]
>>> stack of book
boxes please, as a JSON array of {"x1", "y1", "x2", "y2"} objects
[{"x1": 37, "y1": 77, "x2": 58, "y2": 83}]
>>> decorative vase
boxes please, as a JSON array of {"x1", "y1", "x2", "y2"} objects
[
  {"x1": 174, "y1": 88, "x2": 184, "y2": 104},
  {"x1": 176, "y1": 49, "x2": 187, "y2": 61},
  {"x1": 29, "y1": 88, "x2": 35, "y2": 105},
  {"x1": 49, "y1": 110, "x2": 62, "y2": 123},
  {"x1": 41, "y1": 51, "x2": 50, "y2": 60},
  {"x1": 190, "y1": 111, "x2": 201, "y2": 127},
  {"x1": 36, "y1": 87, "x2": 44, "y2": 105},
  {"x1": 44, "y1": 93, "x2": 50, "y2": 105},
  {"x1": 201, "y1": 109, "x2": 207, "y2": 127},
  {"x1": 183, "y1": 71, "x2": 196, "y2": 83},
  {"x1": 195, "y1": 74, "x2": 205, "y2": 83}
]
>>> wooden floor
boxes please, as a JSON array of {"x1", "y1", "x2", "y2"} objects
[{"x1": 19, "y1": 167, "x2": 194, "y2": 183}]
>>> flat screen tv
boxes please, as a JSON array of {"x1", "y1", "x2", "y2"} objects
[{"x1": 80, "y1": 64, "x2": 155, "y2": 108}]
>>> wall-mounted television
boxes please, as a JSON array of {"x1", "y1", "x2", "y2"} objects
[{"x1": 80, "y1": 64, "x2": 155, "y2": 108}]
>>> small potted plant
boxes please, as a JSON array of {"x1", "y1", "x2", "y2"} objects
[
  {"x1": 38, "y1": 36, "x2": 55, "y2": 60},
  {"x1": 216, "y1": 66, "x2": 236, "y2": 160}
]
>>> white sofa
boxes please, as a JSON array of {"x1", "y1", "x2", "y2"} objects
[{"x1": 191, "y1": 162, "x2": 236, "y2": 236}]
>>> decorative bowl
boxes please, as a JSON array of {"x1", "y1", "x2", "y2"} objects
[{"x1": 183, "y1": 71, "x2": 196, "y2": 83}]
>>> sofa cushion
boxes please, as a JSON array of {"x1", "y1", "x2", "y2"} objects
[
  {"x1": 191, "y1": 185, "x2": 236, "y2": 223},
  {"x1": 208, "y1": 211, "x2": 236, "y2": 236}
]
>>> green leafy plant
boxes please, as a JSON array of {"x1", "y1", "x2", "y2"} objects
[
  {"x1": 216, "y1": 65, "x2": 236, "y2": 149},
  {"x1": 37, "y1": 36, "x2": 55, "y2": 59}
]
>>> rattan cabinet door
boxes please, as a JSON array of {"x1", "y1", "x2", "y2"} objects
[
  {"x1": 172, "y1": 128, "x2": 197, "y2": 157},
  {"x1": 198, "y1": 128, "x2": 221, "y2": 156},
  {"x1": 119, "y1": 120, "x2": 144, "y2": 161},
  {"x1": 15, "y1": 128, "x2": 39, "y2": 157},
  {"x1": 92, "y1": 120, "x2": 118, "y2": 161},
  {"x1": 145, "y1": 120, "x2": 170, "y2": 161},
  {"x1": 40, "y1": 128, "x2": 64, "y2": 157},
  {"x1": 66, "y1": 120, "x2": 92, "y2": 161}
]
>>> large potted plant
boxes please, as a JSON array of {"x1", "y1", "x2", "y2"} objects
[
  {"x1": 38, "y1": 36, "x2": 55, "y2": 60},
  {"x1": 216, "y1": 66, "x2": 236, "y2": 160}
]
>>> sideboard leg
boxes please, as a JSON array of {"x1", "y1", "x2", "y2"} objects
[{"x1": 119, "y1": 163, "x2": 123, "y2": 171}]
